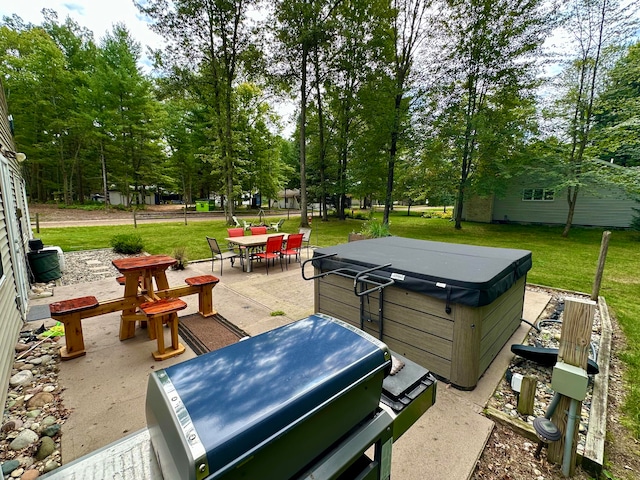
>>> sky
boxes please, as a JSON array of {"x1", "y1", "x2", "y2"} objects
[{"x1": 0, "y1": 1, "x2": 163, "y2": 70}]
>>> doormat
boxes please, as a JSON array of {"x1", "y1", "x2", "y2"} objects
[
  {"x1": 178, "y1": 313, "x2": 248, "y2": 356},
  {"x1": 26, "y1": 305, "x2": 52, "y2": 322}
]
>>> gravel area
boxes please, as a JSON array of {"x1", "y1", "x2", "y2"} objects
[
  {"x1": 487, "y1": 287, "x2": 600, "y2": 456},
  {"x1": 1, "y1": 249, "x2": 137, "y2": 479},
  {"x1": 57, "y1": 249, "x2": 135, "y2": 286}
]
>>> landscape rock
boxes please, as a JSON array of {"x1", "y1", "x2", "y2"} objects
[
  {"x1": 35, "y1": 437, "x2": 55, "y2": 460},
  {"x1": 9, "y1": 429, "x2": 39, "y2": 450},
  {"x1": 9, "y1": 371, "x2": 33, "y2": 387},
  {"x1": 27, "y1": 392, "x2": 54, "y2": 409},
  {"x1": 40, "y1": 424, "x2": 61, "y2": 438},
  {"x1": 20, "y1": 469, "x2": 40, "y2": 479},
  {"x1": 1, "y1": 460, "x2": 21, "y2": 475}
]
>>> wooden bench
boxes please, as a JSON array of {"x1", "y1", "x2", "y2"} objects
[
  {"x1": 49, "y1": 296, "x2": 100, "y2": 360},
  {"x1": 184, "y1": 275, "x2": 220, "y2": 317},
  {"x1": 139, "y1": 298, "x2": 187, "y2": 361}
]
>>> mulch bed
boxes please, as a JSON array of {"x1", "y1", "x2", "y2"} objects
[{"x1": 178, "y1": 313, "x2": 248, "y2": 355}]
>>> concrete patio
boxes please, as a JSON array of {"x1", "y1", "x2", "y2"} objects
[{"x1": 27, "y1": 249, "x2": 551, "y2": 479}]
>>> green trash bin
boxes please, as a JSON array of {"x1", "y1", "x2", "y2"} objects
[
  {"x1": 195, "y1": 199, "x2": 215, "y2": 212},
  {"x1": 28, "y1": 250, "x2": 62, "y2": 282}
]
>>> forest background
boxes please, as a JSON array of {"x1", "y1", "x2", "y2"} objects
[{"x1": 1, "y1": 0, "x2": 640, "y2": 234}]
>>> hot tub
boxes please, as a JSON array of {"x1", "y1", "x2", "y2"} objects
[{"x1": 310, "y1": 237, "x2": 532, "y2": 389}]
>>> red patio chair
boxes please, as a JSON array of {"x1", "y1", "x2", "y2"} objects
[
  {"x1": 281, "y1": 233, "x2": 304, "y2": 268},
  {"x1": 254, "y1": 235, "x2": 284, "y2": 275},
  {"x1": 250, "y1": 226, "x2": 268, "y2": 235},
  {"x1": 227, "y1": 227, "x2": 246, "y2": 267}
]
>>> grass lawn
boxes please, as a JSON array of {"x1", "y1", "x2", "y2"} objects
[{"x1": 34, "y1": 211, "x2": 640, "y2": 438}]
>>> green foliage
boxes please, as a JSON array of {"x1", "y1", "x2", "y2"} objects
[
  {"x1": 421, "y1": 210, "x2": 453, "y2": 220},
  {"x1": 110, "y1": 234, "x2": 144, "y2": 254},
  {"x1": 58, "y1": 202, "x2": 108, "y2": 211},
  {"x1": 360, "y1": 218, "x2": 390, "y2": 238},
  {"x1": 171, "y1": 246, "x2": 188, "y2": 270},
  {"x1": 270, "y1": 310, "x2": 286, "y2": 316}
]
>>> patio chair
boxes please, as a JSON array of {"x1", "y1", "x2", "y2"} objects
[
  {"x1": 227, "y1": 227, "x2": 247, "y2": 267},
  {"x1": 242, "y1": 219, "x2": 252, "y2": 231},
  {"x1": 250, "y1": 226, "x2": 268, "y2": 235},
  {"x1": 254, "y1": 235, "x2": 284, "y2": 275},
  {"x1": 231, "y1": 215, "x2": 241, "y2": 228},
  {"x1": 281, "y1": 233, "x2": 304, "y2": 268},
  {"x1": 268, "y1": 219, "x2": 285, "y2": 232},
  {"x1": 206, "y1": 236, "x2": 239, "y2": 275},
  {"x1": 299, "y1": 227, "x2": 312, "y2": 257}
]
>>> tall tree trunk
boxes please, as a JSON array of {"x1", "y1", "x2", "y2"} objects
[
  {"x1": 313, "y1": 46, "x2": 328, "y2": 222},
  {"x1": 299, "y1": 45, "x2": 310, "y2": 228},
  {"x1": 384, "y1": 93, "x2": 403, "y2": 225}
]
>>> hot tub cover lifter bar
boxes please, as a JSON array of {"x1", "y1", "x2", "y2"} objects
[{"x1": 302, "y1": 253, "x2": 395, "y2": 339}]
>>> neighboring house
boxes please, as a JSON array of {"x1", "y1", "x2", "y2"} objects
[
  {"x1": 107, "y1": 189, "x2": 155, "y2": 206},
  {"x1": 273, "y1": 188, "x2": 301, "y2": 210},
  {"x1": 465, "y1": 182, "x2": 636, "y2": 228},
  {"x1": 0, "y1": 81, "x2": 33, "y2": 409}
]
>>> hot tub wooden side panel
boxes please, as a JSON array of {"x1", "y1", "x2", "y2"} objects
[
  {"x1": 315, "y1": 273, "x2": 455, "y2": 380},
  {"x1": 478, "y1": 276, "x2": 526, "y2": 375}
]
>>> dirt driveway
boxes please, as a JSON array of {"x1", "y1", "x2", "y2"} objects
[{"x1": 28, "y1": 204, "x2": 222, "y2": 227}]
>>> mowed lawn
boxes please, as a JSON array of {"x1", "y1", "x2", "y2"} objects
[{"x1": 34, "y1": 211, "x2": 640, "y2": 437}]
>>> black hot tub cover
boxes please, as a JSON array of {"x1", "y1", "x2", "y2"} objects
[{"x1": 312, "y1": 237, "x2": 532, "y2": 308}]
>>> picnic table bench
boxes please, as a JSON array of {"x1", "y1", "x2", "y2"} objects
[{"x1": 49, "y1": 258, "x2": 220, "y2": 360}]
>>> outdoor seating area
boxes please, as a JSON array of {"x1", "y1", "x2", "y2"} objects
[
  {"x1": 208, "y1": 224, "x2": 310, "y2": 274},
  {"x1": 49, "y1": 254, "x2": 221, "y2": 361}
]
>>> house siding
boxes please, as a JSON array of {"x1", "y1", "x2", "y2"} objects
[
  {"x1": 492, "y1": 185, "x2": 635, "y2": 228},
  {"x1": 0, "y1": 81, "x2": 31, "y2": 410}
]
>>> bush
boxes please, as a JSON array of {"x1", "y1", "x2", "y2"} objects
[
  {"x1": 171, "y1": 246, "x2": 188, "y2": 269},
  {"x1": 110, "y1": 234, "x2": 144, "y2": 254},
  {"x1": 361, "y1": 218, "x2": 390, "y2": 238}
]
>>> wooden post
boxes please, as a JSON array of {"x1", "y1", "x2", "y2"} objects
[
  {"x1": 517, "y1": 376, "x2": 537, "y2": 416},
  {"x1": 35, "y1": 213, "x2": 40, "y2": 233},
  {"x1": 591, "y1": 231, "x2": 610, "y2": 301},
  {"x1": 133, "y1": 209, "x2": 137, "y2": 229},
  {"x1": 548, "y1": 298, "x2": 595, "y2": 475}
]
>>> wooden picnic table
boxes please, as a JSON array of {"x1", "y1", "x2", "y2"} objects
[
  {"x1": 50, "y1": 256, "x2": 221, "y2": 360},
  {"x1": 113, "y1": 255, "x2": 177, "y2": 340}
]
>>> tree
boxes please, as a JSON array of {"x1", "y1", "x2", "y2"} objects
[
  {"x1": 0, "y1": 13, "x2": 97, "y2": 203},
  {"x1": 546, "y1": 0, "x2": 639, "y2": 237},
  {"x1": 90, "y1": 25, "x2": 166, "y2": 206},
  {"x1": 138, "y1": 0, "x2": 261, "y2": 222},
  {"x1": 381, "y1": 0, "x2": 432, "y2": 226},
  {"x1": 274, "y1": 0, "x2": 344, "y2": 227},
  {"x1": 431, "y1": 0, "x2": 552, "y2": 229},
  {"x1": 592, "y1": 41, "x2": 640, "y2": 167}
]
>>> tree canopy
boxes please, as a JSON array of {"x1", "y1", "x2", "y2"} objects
[{"x1": 1, "y1": 1, "x2": 639, "y2": 230}]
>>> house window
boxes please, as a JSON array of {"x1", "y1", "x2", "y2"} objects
[{"x1": 522, "y1": 188, "x2": 555, "y2": 201}]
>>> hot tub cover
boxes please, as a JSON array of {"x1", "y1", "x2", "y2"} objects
[{"x1": 313, "y1": 237, "x2": 532, "y2": 308}]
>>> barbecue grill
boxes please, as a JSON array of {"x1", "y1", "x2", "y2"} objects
[{"x1": 146, "y1": 314, "x2": 436, "y2": 480}]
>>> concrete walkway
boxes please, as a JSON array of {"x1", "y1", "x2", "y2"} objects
[{"x1": 27, "y1": 250, "x2": 551, "y2": 479}]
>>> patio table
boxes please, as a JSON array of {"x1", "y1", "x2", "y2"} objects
[
  {"x1": 112, "y1": 255, "x2": 176, "y2": 340},
  {"x1": 225, "y1": 233, "x2": 289, "y2": 272}
]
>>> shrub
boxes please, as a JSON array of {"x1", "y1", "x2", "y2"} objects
[
  {"x1": 110, "y1": 234, "x2": 144, "y2": 254},
  {"x1": 171, "y1": 246, "x2": 188, "y2": 269},
  {"x1": 361, "y1": 218, "x2": 390, "y2": 238}
]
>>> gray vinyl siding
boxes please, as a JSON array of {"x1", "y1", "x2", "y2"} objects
[
  {"x1": 0, "y1": 82, "x2": 29, "y2": 410},
  {"x1": 492, "y1": 186, "x2": 635, "y2": 228}
]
